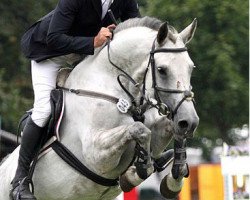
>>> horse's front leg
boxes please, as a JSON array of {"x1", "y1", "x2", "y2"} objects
[
  {"x1": 160, "y1": 139, "x2": 189, "y2": 199},
  {"x1": 89, "y1": 121, "x2": 153, "y2": 178},
  {"x1": 160, "y1": 164, "x2": 188, "y2": 199},
  {"x1": 119, "y1": 114, "x2": 175, "y2": 192}
]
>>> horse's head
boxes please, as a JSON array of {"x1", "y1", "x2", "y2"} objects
[
  {"x1": 149, "y1": 19, "x2": 199, "y2": 140},
  {"x1": 110, "y1": 18, "x2": 199, "y2": 140}
]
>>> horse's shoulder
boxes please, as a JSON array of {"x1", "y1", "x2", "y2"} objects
[{"x1": 56, "y1": 68, "x2": 72, "y2": 87}]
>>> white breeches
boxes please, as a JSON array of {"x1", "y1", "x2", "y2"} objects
[
  {"x1": 31, "y1": 60, "x2": 61, "y2": 127},
  {"x1": 31, "y1": 54, "x2": 83, "y2": 127}
]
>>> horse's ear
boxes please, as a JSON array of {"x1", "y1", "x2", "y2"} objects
[
  {"x1": 180, "y1": 18, "x2": 197, "y2": 44},
  {"x1": 157, "y1": 22, "x2": 168, "y2": 45}
]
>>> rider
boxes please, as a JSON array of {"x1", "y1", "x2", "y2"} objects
[{"x1": 10, "y1": 0, "x2": 140, "y2": 199}]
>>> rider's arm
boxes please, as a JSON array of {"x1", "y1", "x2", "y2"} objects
[{"x1": 46, "y1": 0, "x2": 95, "y2": 55}]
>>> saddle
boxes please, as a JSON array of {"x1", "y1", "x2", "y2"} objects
[{"x1": 18, "y1": 68, "x2": 120, "y2": 186}]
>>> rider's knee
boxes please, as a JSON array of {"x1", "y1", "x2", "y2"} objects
[{"x1": 31, "y1": 105, "x2": 51, "y2": 127}]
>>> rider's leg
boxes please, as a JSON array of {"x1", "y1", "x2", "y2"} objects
[
  {"x1": 10, "y1": 60, "x2": 61, "y2": 200},
  {"x1": 31, "y1": 60, "x2": 61, "y2": 127}
]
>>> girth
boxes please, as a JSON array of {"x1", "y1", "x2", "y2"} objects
[{"x1": 51, "y1": 140, "x2": 119, "y2": 186}]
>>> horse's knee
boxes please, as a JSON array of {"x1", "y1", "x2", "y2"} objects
[
  {"x1": 160, "y1": 173, "x2": 183, "y2": 199},
  {"x1": 129, "y1": 122, "x2": 151, "y2": 143}
]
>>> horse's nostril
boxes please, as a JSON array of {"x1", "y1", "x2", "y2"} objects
[{"x1": 178, "y1": 120, "x2": 189, "y2": 129}]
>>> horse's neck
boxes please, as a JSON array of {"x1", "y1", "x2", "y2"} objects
[
  {"x1": 60, "y1": 28, "x2": 156, "y2": 145},
  {"x1": 110, "y1": 29, "x2": 155, "y2": 71},
  {"x1": 67, "y1": 31, "x2": 155, "y2": 95},
  {"x1": 105, "y1": 29, "x2": 156, "y2": 98},
  {"x1": 65, "y1": 55, "x2": 117, "y2": 93}
]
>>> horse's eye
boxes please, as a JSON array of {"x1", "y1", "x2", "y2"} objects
[{"x1": 157, "y1": 67, "x2": 167, "y2": 75}]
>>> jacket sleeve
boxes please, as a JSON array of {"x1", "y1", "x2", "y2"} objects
[
  {"x1": 46, "y1": 0, "x2": 94, "y2": 55},
  {"x1": 120, "y1": 0, "x2": 141, "y2": 22}
]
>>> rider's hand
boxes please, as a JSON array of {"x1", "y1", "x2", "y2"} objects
[{"x1": 94, "y1": 24, "x2": 116, "y2": 48}]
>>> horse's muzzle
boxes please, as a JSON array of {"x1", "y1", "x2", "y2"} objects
[{"x1": 174, "y1": 115, "x2": 199, "y2": 139}]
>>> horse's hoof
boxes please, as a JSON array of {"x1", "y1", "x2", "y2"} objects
[
  {"x1": 119, "y1": 174, "x2": 135, "y2": 192},
  {"x1": 160, "y1": 175, "x2": 182, "y2": 199}
]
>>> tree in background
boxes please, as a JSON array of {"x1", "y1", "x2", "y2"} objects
[
  {"x1": 0, "y1": 0, "x2": 248, "y2": 160},
  {"x1": 0, "y1": 0, "x2": 57, "y2": 131}
]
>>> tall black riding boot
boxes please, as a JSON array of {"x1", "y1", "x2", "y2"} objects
[{"x1": 10, "y1": 118, "x2": 45, "y2": 200}]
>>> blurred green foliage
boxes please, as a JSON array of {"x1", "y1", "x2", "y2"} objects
[
  {"x1": 0, "y1": 0, "x2": 57, "y2": 131},
  {"x1": 0, "y1": 0, "x2": 248, "y2": 159}
]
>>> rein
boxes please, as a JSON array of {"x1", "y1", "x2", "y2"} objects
[
  {"x1": 106, "y1": 38, "x2": 194, "y2": 120},
  {"x1": 59, "y1": 37, "x2": 195, "y2": 120}
]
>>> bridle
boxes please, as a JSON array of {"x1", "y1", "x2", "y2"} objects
[
  {"x1": 106, "y1": 37, "x2": 195, "y2": 121},
  {"x1": 107, "y1": 38, "x2": 194, "y2": 179},
  {"x1": 143, "y1": 39, "x2": 195, "y2": 120},
  {"x1": 145, "y1": 39, "x2": 195, "y2": 179},
  {"x1": 60, "y1": 38, "x2": 195, "y2": 121}
]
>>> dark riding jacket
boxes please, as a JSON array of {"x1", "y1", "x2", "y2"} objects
[{"x1": 21, "y1": 0, "x2": 140, "y2": 62}]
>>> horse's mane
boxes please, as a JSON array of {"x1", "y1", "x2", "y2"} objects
[{"x1": 114, "y1": 16, "x2": 178, "y2": 34}]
